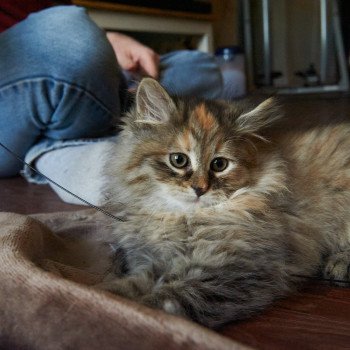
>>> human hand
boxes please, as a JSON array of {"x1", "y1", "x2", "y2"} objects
[{"x1": 106, "y1": 32, "x2": 160, "y2": 79}]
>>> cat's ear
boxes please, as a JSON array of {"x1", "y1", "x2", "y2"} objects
[
  {"x1": 235, "y1": 98, "x2": 282, "y2": 133},
  {"x1": 135, "y1": 78, "x2": 176, "y2": 124}
]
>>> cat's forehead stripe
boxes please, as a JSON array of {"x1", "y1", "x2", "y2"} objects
[
  {"x1": 194, "y1": 104, "x2": 215, "y2": 131},
  {"x1": 176, "y1": 129, "x2": 196, "y2": 152},
  {"x1": 182, "y1": 129, "x2": 191, "y2": 150}
]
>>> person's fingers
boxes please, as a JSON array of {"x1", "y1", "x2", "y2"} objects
[
  {"x1": 139, "y1": 51, "x2": 160, "y2": 79},
  {"x1": 106, "y1": 32, "x2": 160, "y2": 78},
  {"x1": 118, "y1": 53, "x2": 138, "y2": 71}
]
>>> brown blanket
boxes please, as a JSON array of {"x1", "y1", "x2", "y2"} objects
[{"x1": 0, "y1": 210, "x2": 250, "y2": 350}]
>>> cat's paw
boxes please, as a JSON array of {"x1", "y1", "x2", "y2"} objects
[
  {"x1": 141, "y1": 294, "x2": 186, "y2": 317},
  {"x1": 323, "y1": 251, "x2": 350, "y2": 284},
  {"x1": 163, "y1": 299, "x2": 182, "y2": 314}
]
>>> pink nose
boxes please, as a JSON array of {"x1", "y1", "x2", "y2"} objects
[{"x1": 191, "y1": 185, "x2": 207, "y2": 197}]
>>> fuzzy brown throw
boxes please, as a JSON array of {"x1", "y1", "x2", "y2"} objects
[{"x1": 0, "y1": 210, "x2": 250, "y2": 350}]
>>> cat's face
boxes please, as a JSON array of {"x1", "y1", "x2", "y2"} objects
[
  {"x1": 119, "y1": 79, "x2": 280, "y2": 213},
  {"x1": 136, "y1": 107, "x2": 254, "y2": 212}
]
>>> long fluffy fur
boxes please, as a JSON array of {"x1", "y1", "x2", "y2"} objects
[{"x1": 99, "y1": 78, "x2": 350, "y2": 328}]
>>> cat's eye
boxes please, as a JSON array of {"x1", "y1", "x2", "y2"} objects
[
  {"x1": 210, "y1": 157, "x2": 229, "y2": 172},
  {"x1": 169, "y1": 153, "x2": 189, "y2": 168}
]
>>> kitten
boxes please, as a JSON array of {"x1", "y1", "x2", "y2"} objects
[{"x1": 99, "y1": 78, "x2": 350, "y2": 328}]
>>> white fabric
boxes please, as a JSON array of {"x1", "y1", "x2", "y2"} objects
[{"x1": 36, "y1": 142, "x2": 112, "y2": 206}]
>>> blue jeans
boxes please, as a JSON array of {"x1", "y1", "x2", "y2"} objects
[{"x1": 0, "y1": 6, "x2": 223, "y2": 178}]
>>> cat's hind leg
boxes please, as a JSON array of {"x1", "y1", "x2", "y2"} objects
[{"x1": 323, "y1": 250, "x2": 350, "y2": 284}]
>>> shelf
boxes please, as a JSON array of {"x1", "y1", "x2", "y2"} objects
[
  {"x1": 73, "y1": 0, "x2": 214, "y2": 52},
  {"x1": 73, "y1": 0, "x2": 216, "y2": 21}
]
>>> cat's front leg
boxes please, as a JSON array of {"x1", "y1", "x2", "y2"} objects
[
  {"x1": 96, "y1": 275, "x2": 188, "y2": 319},
  {"x1": 323, "y1": 250, "x2": 350, "y2": 284},
  {"x1": 141, "y1": 292, "x2": 187, "y2": 317}
]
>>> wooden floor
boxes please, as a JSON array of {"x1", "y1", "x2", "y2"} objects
[{"x1": 2, "y1": 94, "x2": 350, "y2": 349}]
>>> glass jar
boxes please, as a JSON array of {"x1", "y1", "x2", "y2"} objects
[{"x1": 215, "y1": 46, "x2": 246, "y2": 99}]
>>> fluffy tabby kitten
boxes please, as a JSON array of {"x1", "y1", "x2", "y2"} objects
[{"x1": 99, "y1": 78, "x2": 350, "y2": 328}]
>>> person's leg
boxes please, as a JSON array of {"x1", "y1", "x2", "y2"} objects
[
  {"x1": 159, "y1": 50, "x2": 223, "y2": 99},
  {"x1": 0, "y1": 5, "x2": 124, "y2": 177}
]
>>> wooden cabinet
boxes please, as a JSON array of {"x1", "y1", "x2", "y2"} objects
[{"x1": 73, "y1": 0, "x2": 215, "y2": 53}]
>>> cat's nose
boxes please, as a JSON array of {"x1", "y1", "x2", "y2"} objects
[{"x1": 191, "y1": 185, "x2": 207, "y2": 198}]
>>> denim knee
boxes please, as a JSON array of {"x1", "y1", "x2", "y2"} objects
[
  {"x1": 0, "y1": 5, "x2": 125, "y2": 177},
  {"x1": 1, "y1": 5, "x2": 123, "y2": 114}
]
